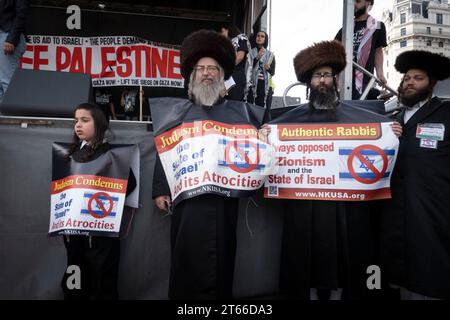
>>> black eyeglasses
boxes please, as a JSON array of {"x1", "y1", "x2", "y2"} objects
[{"x1": 312, "y1": 72, "x2": 334, "y2": 80}]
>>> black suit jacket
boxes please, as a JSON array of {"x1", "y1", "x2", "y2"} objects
[{"x1": 381, "y1": 97, "x2": 450, "y2": 298}]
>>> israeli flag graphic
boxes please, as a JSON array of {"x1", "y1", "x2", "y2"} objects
[
  {"x1": 80, "y1": 192, "x2": 119, "y2": 217},
  {"x1": 217, "y1": 139, "x2": 266, "y2": 171},
  {"x1": 339, "y1": 147, "x2": 396, "y2": 181}
]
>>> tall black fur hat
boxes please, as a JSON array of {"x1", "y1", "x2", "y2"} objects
[
  {"x1": 395, "y1": 50, "x2": 450, "y2": 80},
  {"x1": 293, "y1": 40, "x2": 347, "y2": 83},
  {"x1": 180, "y1": 29, "x2": 235, "y2": 80}
]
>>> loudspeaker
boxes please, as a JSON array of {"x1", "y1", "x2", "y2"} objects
[{"x1": 0, "y1": 69, "x2": 92, "y2": 118}]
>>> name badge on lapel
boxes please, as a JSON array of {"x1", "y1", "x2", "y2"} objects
[
  {"x1": 416, "y1": 123, "x2": 445, "y2": 141},
  {"x1": 420, "y1": 139, "x2": 438, "y2": 149}
]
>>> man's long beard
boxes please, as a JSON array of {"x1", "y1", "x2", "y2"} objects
[
  {"x1": 189, "y1": 74, "x2": 224, "y2": 107},
  {"x1": 309, "y1": 85, "x2": 338, "y2": 110},
  {"x1": 399, "y1": 85, "x2": 433, "y2": 108}
]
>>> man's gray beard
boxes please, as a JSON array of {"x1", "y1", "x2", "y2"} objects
[
  {"x1": 309, "y1": 86, "x2": 338, "y2": 110},
  {"x1": 399, "y1": 85, "x2": 432, "y2": 108},
  {"x1": 190, "y1": 77, "x2": 223, "y2": 106}
]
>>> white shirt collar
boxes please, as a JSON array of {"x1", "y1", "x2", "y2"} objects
[
  {"x1": 403, "y1": 94, "x2": 436, "y2": 123},
  {"x1": 80, "y1": 140, "x2": 89, "y2": 149}
]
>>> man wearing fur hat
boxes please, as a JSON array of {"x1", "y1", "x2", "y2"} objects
[
  {"x1": 380, "y1": 50, "x2": 450, "y2": 300},
  {"x1": 152, "y1": 30, "x2": 266, "y2": 300},
  {"x1": 275, "y1": 40, "x2": 401, "y2": 300}
]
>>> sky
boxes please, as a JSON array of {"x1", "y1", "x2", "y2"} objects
[{"x1": 270, "y1": 0, "x2": 394, "y2": 101}]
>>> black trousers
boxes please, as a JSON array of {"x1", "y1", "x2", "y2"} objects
[
  {"x1": 61, "y1": 235, "x2": 120, "y2": 300},
  {"x1": 169, "y1": 195, "x2": 239, "y2": 300},
  {"x1": 247, "y1": 82, "x2": 273, "y2": 123}
]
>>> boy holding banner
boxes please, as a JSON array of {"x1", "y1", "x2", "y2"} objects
[{"x1": 50, "y1": 103, "x2": 138, "y2": 299}]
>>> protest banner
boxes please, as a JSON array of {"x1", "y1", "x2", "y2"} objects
[
  {"x1": 21, "y1": 35, "x2": 183, "y2": 88},
  {"x1": 49, "y1": 143, "x2": 139, "y2": 237},
  {"x1": 265, "y1": 103, "x2": 399, "y2": 201},
  {"x1": 151, "y1": 98, "x2": 276, "y2": 206}
]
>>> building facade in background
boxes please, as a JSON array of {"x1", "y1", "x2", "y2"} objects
[{"x1": 383, "y1": 0, "x2": 450, "y2": 89}]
